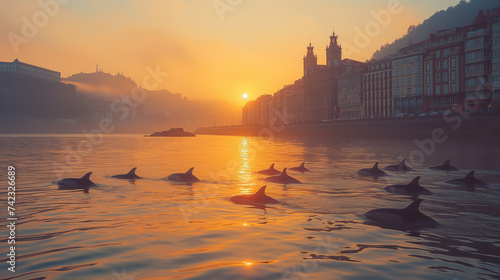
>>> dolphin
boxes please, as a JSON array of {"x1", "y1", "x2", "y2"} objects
[
  {"x1": 289, "y1": 162, "x2": 310, "y2": 173},
  {"x1": 256, "y1": 163, "x2": 281, "y2": 175},
  {"x1": 111, "y1": 167, "x2": 141, "y2": 179},
  {"x1": 445, "y1": 170, "x2": 487, "y2": 187},
  {"x1": 167, "y1": 167, "x2": 200, "y2": 183},
  {"x1": 384, "y1": 159, "x2": 415, "y2": 172},
  {"x1": 429, "y1": 159, "x2": 459, "y2": 171},
  {"x1": 384, "y1": 176, "x2": 432, "y2": 195},
  {"x1": 356, "y1": 162, "x2": 388, "y2": 177},
  {"x1": 230, "y1": 186, "x2": 279, "y2": 205},
  {"x1": 57, "y1": 172, "x2": 95, "y2": 190},
  {"x1": 264, "y1": 168, "x2": 301, "y2": 184},
  {"x1": 364, "y1": 199, "x2": 439, "y2": 228}
]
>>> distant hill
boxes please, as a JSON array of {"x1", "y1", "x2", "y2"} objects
[
  {"x1": 63, "y1": 71, "x2": 138, "y2": 95},
  {"x1": 372, "y1": 0, "x2": 500, "y2": 60}
]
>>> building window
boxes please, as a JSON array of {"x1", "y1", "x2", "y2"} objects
[
  {"x1": 493, "y1": 75, "x2": 500, "y2": 85},
  {"x1": 393, "y1": 69, "x2": 399, "y2": 77},
  {"x1": 435, "y1": 61, "x2": 440, "y2": 71},
  {"x1": 444, "y1": 49, "x2": 450, "y2": 57},
  {"x1": 451, "y1": 83, "x2": 457, "y2": 93},
  {"x1": 494, "y1": 23, "x2": 500, "y2": 34},
  {"x1": 443, "y1": 60, "x2": 448, "y2": 70},
  {"x1": 451, "y1": 70, "x2": 456, "y2": 81},
  {"x1": 451, "y1": 57, "x2": 456, "y2": 68},
  {"x1": 493, "y1": 49, "x2": 500, "y2": 58},
  {"x1": 443, "y1": 72, "x2": 448, "y2": 82},
  {"x1": 443, "y1": 84, "x2": 448, "y2": 94},
  {"x1": 426, "y1": 86, "x2": 431, "y2": 95},
  {"x1": 436, "y1": 85, "x2": 441, "y2": 95},
  {"x1": 407, "y1": 78, "x2": 411, "y2": 86},
  {"x1": 426, "y1": 62, "x2": 430, "y2": 72},
  {"x1": 407, "y1": 88, "x2": 412, "y2": 95},
  {"x1": 436, "y1": 50, "x2": 440, "y2": 58},
  {"x1": 414, "y1": 86, "x2": 422, "y2": 96},
  {"x1": 413, "y1": 76, "x2": 420, "y2": 86},
  {"x1": 466, "y1": 51, "x2": 475, "y2": 60},
  {"x1": 393, "y1": 79, "x2": 399, "y2": 87},
  {"x1": 436, "y1": 73, "x2": 440, "y2": 82},
  {"x1": 414, "y1": 65, "x2": 421, "y2": 74},
  {"x1": 393, "y1": 88, "x2": 399, "y2": 97},
  {"x1": 466, "y1": 78, "x2": 476, "y2": 87},
  {"x1": 407, "y1": 67, "x2": 411, "y2": 75},
  {"x1": 493, "y1": 62, "x2": 500, "y2": 71}
]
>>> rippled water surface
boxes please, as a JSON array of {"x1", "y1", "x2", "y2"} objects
[{"x1": 0, "y1": 134, "x2": 499, "y2": 280}]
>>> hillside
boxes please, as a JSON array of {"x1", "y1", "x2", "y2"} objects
[{"x1": 372, "y1": 0, "x2": 500, "y2": 60}]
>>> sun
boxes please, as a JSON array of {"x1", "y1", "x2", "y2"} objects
[{"x1": 242, "y1": 93, "x2": 248, "y2": 99}]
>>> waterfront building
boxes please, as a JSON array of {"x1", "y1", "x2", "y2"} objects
[
  {"x1": 362, "y1": 57, "x2": 393, "y2": 118},
  {"x1": 423, "y1": 28, "x2": 465, "y2": 113},
  {"x1": 302, "y1": 31, "x2": 343, "y2": 122},
  {"x1": 392, "y1": 42, "x2": 426, "y2": 116},
  {"x1": 0, "y1": 59, "x2": 61, "y2": 83},
  {"x1": 272, "y1": 79, "x2": 303, "y2": 124},
  {"x1": 489, "y1": 9, "x2": 500, "y2": 110},
  {"x1": 463, "y1": 10, "x2": 493, "y2": 111},
  {"x1": 337, "y1": 59, "x2": 366, "y2": 119}
]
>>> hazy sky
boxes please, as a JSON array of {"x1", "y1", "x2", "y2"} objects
[{"x1": 0, "y1": 0, "x2": 461, "y2": 105}]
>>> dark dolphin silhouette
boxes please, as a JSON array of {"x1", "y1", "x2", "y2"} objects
[
  {"x1": 289, "y1": 162, "x2": 310, "y2": 173},
  {"x1": 364, "y1": 199, "x2": 439, "y2": 228},
  {"x1": 384, "y1": 159, "x2": 415, "y2": 172},
  {"x1": 168, "y1": 167, "x2": 200, "y2": 183},
  {"x1": 256, "y1": 163, "x2": 281, "y2": 175},
  {"x1": 384, "y1": 176, "x2": 432, "y2": 195},
  {"x1": 264, "y1": 168, "x2": 301, "y2": 184},
  {"x1": 429, "y1": 160, "x2": 459, "y2": 171},
  {"x1": 357, "y1": 162, "x2": 388, "y2": 177},
  {"x1": 230, "y1": 186, "x2": 279, "y2": 205},
  {"x1": 57, "y1": 172, "x2": 95, "y2": 190},
  {"x1": 112, "y1": 167, "x2": 141, "y2": 179},
  {"x1": 445, "y1": 170, "x2": 487, "y2": 187}
]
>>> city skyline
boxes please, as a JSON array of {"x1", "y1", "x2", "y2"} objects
[{"x1": 0, "y1": 0, "x2": 461, "y2": 105}]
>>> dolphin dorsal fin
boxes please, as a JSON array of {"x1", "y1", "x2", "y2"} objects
[
  {"x1": 186, "y1": 167, "x2": 194, "y2": 175},
  {"x1": 127, "y1": 167, "x2": 137, "y2": 175},
  {"x1": 399, "y1": 159, "x2": 406, "y2": 167},
  {"x1": 443, "y1": 159, "x2": 451, "y2": 167},
  {"x1": 372, "y1": 162, "x2": 379, "y2": 169},
  {"x1": 281, "y1": 168, "x2": 287, "y2": 176},
  {"x1": 81, "y1": 172, "x2": 92, "y2": 180},
  {"x1": 404, "y1": 199, "x2": 422, "y2": 213},
  {"x1": 255, "y1": 186, "x2": 267, "y2": 197},
  {"x1": 300, "y1": 162, "x2": 305, "y2": 168},
  {"x1": 408, "y1": 176, "x2": 420, "y2": 186},
  {"x1": 269, "y1": 163, "x2": 275, "y2": 170},
  {"x1": 464, "y1": 170, "x2": 475, "y2": 180}
]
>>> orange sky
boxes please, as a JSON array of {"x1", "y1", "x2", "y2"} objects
[{"x1": 0, "y1": 0, "x2": 461, "y2": 106}]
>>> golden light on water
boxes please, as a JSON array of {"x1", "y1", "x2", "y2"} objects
[{"x1": 243, "y1": 262, "x2": 254, "y2": 266}]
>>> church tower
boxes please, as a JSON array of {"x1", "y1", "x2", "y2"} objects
[
  {"x1": 303, "y1": 43, "x2": 317, "y2": 76},
  {"x1": 326, "y1": 31, "x2": 342, "y2": 68}
]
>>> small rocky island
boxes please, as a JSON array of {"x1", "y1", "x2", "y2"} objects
[{"x1": 149, "y1": 128, "x2": 196, "y2": 137}]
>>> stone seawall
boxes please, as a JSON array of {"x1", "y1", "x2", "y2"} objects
[{"x1": 195, "y1": 114, "x2": 500, "y2": 139}]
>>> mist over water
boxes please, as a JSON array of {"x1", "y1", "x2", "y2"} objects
[{"x1": 0, "y1": 134, "x2": 499, "y2": 280}]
